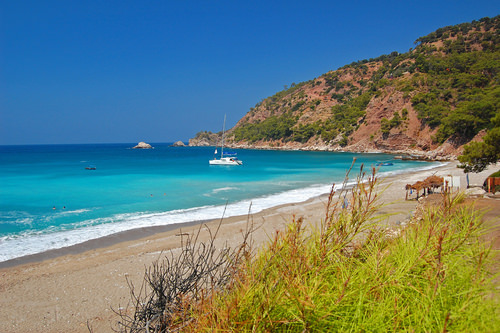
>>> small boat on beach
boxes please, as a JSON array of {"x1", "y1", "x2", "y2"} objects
[{"x1": 210, "y1": 115, "x2": 243, "y2": 166}]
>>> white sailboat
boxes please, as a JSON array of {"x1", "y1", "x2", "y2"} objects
[{"x1": 209, "y1": 115, "x2": 243, "y2": 165}]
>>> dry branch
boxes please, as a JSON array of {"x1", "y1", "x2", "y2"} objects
[{"x1": 113, "y1": 208, "x2": 255, "y2": 333}]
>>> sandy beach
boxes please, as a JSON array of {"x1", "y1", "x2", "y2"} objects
[{"x1": 0, "y1": 161, "x2": 498, "y2": 332}]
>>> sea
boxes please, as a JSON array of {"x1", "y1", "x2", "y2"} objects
[{"x1": 0, "y1": 143, "x2": 441, "y2": 263}]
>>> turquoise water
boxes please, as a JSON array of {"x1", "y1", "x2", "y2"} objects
[{"x1": 0, "y1": 143, "x2": 439, "y2": 261}]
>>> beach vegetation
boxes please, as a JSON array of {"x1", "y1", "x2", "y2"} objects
[{"x1": 115, "y1": 167, "x2": 499, "y2": 332}]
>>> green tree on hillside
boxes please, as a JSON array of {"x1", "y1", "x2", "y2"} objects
[{"x1": 458, "y1": 127, "x2": 500, "y2": 173}]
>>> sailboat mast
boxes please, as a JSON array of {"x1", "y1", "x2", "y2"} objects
[{"x1": 221, "y1": 114, "x2": 226, "y2": 158}]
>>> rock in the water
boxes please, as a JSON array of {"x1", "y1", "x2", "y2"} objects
[
  {"x1": 171, "y1": 141, "x2": 186, "y2": 147},
  {"x1": 132, "y1": 142, "x2": 153, "y2": 149}
]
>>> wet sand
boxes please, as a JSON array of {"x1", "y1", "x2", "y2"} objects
[{"x1": 0, "y1": 161, "x2": 497, "y2": 332}]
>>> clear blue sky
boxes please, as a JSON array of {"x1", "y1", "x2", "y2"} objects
[{"x1": 1, "y1": 1, "x2": 498, "y2": 145}]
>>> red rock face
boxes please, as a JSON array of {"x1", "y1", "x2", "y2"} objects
[
  {"x1": 224, "y1": 71, "x2": 471, "y2": 159},
  {"x1": 350, "y1": 85, "x2": 438, "y2": 153}
]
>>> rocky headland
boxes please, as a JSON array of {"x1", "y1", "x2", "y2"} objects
[{"x1": 189, "y1": 16, "x2": 499, "y2": 162}]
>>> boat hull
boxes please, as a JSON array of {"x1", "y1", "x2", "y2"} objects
[
  {"x1": 209, "y1": 157, "x2": 243, "y2": 165},
  {"x1": 209, "y1": 115, "x2": 243, "y2": 165}
]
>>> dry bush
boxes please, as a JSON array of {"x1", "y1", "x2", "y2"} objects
[{"x1": 113, "y1": 208, "x2": 255, "y2": 333}]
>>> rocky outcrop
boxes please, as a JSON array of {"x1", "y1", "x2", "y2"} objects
[
  {"x1": 171, "y1": 141, "x2": 186, "y2": 147},
  {"x1": 188, "y1": 138, "x2": 211, "y2": 146},
  {"x1": 188, "y1": 131, "x2": 221, "y2": 147},
  {"x1": 132, "y1": 142, "x2": 153, "y2": 149}
]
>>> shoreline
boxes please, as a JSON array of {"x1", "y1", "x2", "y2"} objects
[
  {"x1": 0, "y1": 219, "x2": 207, "y2": 269},
  {"x1": 0, "y1": 161, "x2": 444, "y2": 269},
  {"x1": 219, "y1": 143, "x2": 457, "y2": 161},
  {"x1": 1, "y1": 161, "x2": 498, "y2": 332}
]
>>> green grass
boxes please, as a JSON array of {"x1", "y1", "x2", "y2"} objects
[{"x1": 187, "y1": 169, "x2": 499, "y2": 332}]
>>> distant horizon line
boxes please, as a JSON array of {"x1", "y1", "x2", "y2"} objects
[{"x1": 0, "y1": 141, "x2": 190, "y2": 147}]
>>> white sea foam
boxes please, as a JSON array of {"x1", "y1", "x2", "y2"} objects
[
  {"x1": 57, "y1": 208, "x2": 91, "y2": 216},
  {"x1": 1, "y1": 211, "x2": 35, "y2": 225},
  {"x1": 0, "y1": 163, "x2": 446, "y2": 263},
  {"x1": 211, "y1": 187, "x2": 238, "y2": 194}
]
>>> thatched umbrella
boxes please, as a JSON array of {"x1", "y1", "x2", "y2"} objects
[
  {"x1": 405, "y1": 176, "x2": 445, "y2": 200},
  {"x1": 423, "y1": 175, "x2": 444, "y2": 193},
  {"x1": 405, "y1": 184, "x2": 413, "y2": 200},
  {"x1": 405, "y1": 181, "x2": 425, "y2": 200}
]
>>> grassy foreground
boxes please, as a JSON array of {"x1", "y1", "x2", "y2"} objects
[{"x1": 116, "y1": 168, "x2": 499, "y2": 332}]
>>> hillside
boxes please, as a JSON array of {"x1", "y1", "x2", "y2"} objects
[{"x1": 190, "y1": 16, "x2": 500, "y2": 160}]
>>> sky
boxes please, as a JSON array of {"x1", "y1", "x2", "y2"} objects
[{"x1": 1, "y1": 1, "x2": 498, "y2": 145}]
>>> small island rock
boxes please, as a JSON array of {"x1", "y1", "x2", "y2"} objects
[
  {"x1": 171, "y1": 141, "x2": 186, "y2": 147},
  {"x1": 132, "y1": 142, "x2": 153, "y2": 149}
]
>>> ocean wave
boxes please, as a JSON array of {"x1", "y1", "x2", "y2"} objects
[{"x1": 0, "y1": 211, "x2": 35, "y2": 225}]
